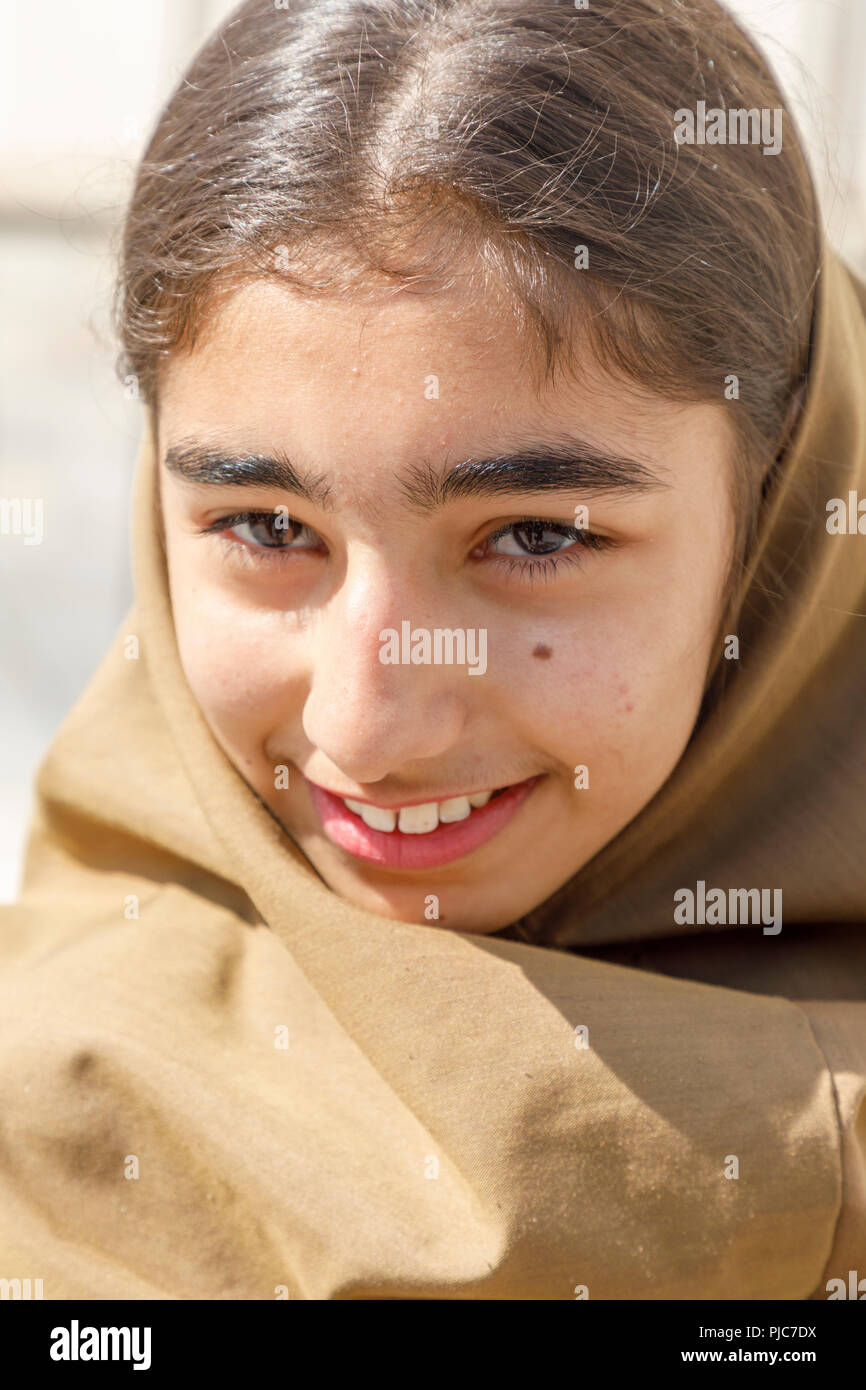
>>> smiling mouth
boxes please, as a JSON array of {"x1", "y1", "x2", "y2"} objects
[
  {"x1": 338, "y1": 785, "x2": 510, "y2": 834},
  {"x1": 305, "y1": 775, "x2": 542, "y2": 870}
]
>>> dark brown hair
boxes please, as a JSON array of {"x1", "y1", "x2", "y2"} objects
[{"x1": 115, "y1": 0, "x2": 821, "y2": 629}]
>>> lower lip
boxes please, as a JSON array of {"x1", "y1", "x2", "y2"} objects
[{"x1": 306, "y1": 776, "x2": 542, "y2": 870}]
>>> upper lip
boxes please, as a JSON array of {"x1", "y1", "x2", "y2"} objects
[{"x1": 304, "y1": 774, "x2": 523, "y2": 809}]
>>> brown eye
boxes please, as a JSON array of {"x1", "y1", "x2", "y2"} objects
[
  {"x1": 215, "y1": 511, "x2": 323, "y2": 551},
  {"x1": 505, "y1": 521, "x2": 571, "y2": 555},
  {"x1": 230, "y1": 513, "x2": 301, "y2": 547},
  {"x1": 479, "y1": 516, "x2": 615, "y2": 582},
  {"x1": 486, "y1": 519, "x2": 606, "y2": 558}
]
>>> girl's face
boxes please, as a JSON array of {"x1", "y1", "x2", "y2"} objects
[{"x1": 158, "y1": 277, "x2": 735, "y2": 933}]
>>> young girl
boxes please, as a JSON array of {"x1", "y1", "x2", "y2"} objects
[{"x1": 1, "y1": 0, "x2": 863, "y2": 1300}]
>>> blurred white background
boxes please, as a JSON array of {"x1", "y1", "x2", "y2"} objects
[{"x1": 1, "y1": 0, "x2": 865, "y2": 900}]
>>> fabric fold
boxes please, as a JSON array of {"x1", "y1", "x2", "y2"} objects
[{"x1": 0, "y1": 237, "x2": 863, "y2": 1299}]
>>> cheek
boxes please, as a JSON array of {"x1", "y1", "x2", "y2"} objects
[
  {"x1": 505, "y1": 597, "x2": 713, "y2": 763},
  {"x1": 168, "y1": 572, "x2": 303, "y2": 744}
]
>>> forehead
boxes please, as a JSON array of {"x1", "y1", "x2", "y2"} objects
[
  {"x1": 159, "y1": 278, "x2": 676, "y2": 435},
  {"x1": 156, "y1": 276, "x2": 734, "y2": 519}
]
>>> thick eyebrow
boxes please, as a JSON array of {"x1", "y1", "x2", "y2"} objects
[
  {"x1": 163, "y1": 436, "x2": 667, "y2": 515},
  {"x1": 163, "y1": 443, "x2": 334, "y2": 510},
  {"x1": 399, "y1": 441, "x2": 667, "y2": 512}
]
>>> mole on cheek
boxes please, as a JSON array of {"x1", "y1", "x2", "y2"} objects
[{"x1": 532, "y1": 644, "x2": 553, "y2": 660}]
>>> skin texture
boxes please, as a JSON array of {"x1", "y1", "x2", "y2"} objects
[{"x1": 157, "y1": 275, "x2": 736, "y2": 934}]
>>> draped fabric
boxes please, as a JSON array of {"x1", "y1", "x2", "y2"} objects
[{"x1": 0, "y1": 239, "x2": 863, "y2": 1300}]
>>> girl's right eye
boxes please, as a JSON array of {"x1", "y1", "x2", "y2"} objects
[{"x1": 201, "y1": 509, "x2": 323, "y2": 552}]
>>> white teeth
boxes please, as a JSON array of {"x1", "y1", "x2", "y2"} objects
[
  {"x1": 357, "y1": 803, "x2": 397, "y2": 832},
  {"x1": 398, "y1": 802, "x2": 440, "y2": 834},
  {"x1": 342, "y1": 788, "x2": 500, "y2": 834},
  {"x1": 437, "y1": 796, "x2": 472, "y2": 823}
]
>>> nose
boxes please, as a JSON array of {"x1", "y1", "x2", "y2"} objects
[{"x1": 300, "y1": 552, "x2": 470, "y2": 783}]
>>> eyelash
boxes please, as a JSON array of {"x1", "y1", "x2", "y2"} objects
[
  {"x1": 199, "y1": 512, "x2": 321, "y2": 572},
  {"x1": 480, "y1": 517, "x2": 615, "y2": 582},
  {"x1": 199, "y1": 510, "x2": 616, "y2": 580}
]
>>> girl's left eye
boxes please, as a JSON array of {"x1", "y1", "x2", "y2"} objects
[{"x1": 480, "y1": 518, "x2": 614, "y2": 577}]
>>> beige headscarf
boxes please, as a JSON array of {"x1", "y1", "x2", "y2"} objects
[{"x1": 0, "y1": 237, "x2": 863, "y2": 1300}]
